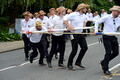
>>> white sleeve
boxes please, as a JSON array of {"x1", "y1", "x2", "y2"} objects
[
  {"x1": 48, "y1": 19, "x2": 53, "y2": 28},
  {"x1": 94, "y1": 16, "x2": 108, "y2": 32},
  {"x1": 64, "y1": 13, "x2": 74, "y2": 21},
  {"x1": 42, "y1": 26, "x2": 47, "y2": 31}
]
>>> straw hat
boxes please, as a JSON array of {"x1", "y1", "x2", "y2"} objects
[
  {"x1": 110, "y1": 5, "x2": 120, "y2": 12},
  {"x1": 38, "y1": 10, "x2": 46, "y2": 15},
  {"x1": 34, "y1": 12, "x2": 38, "y2": 15},
  {"x1": 101, "y1": 9, "x2": 105, "y2": 12},
  {"x1": 88, "y1": 8, "x2": 92, "y2": 11},
  {"x1": 56, "y1": 8, "x2": 59, "y2": 12},
  {"x1": 67, "y1": 9, "x2": 72, "y2": 13},
  {"x1": 23, "y1": 11, "x2": 31, "y2": 16},
  {"x1": 35, "y1": 21, "x2": 44, "y2": 26},
  {"x1": 95, "y1": 11, "x2": 98, "y2": 14},
  {"x1": 49, "y1": 8, "x2": 55, "y2": 12},
  {"x1": 75, "y1": 3, "x2": 89, "y2": 11},
  {"x1": 29, "y1": 13, "x2": 34, "y2": 18},
  {"x1": 58, "y1": 6, "x2": 67, "y2": 14}
]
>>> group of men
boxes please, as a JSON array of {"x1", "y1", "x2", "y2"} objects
[{"x1": 21, "y1": 3, "x2": 120, "y2": 76}]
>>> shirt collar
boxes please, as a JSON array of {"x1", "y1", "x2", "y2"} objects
[
  {"x1": 110, "y1": 14, "x2": 119, "y2": 19},
  {"x1": 76, "y1": 11, "x2": 84, "y2": 16}
]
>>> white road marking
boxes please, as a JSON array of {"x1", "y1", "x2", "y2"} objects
[
  {"x1": 88, "y1": 42, "x2": 99, "y2": 46},
  {"x1": 0, "y1": 59, "x2": 39, "y2": 72},
  {"x1": 0, "y1": 42, "x2": 99, "y2": 72},
  {"x1": 109, "y1": 63, "x2": 120, "y2": 71},
  {"x1": 0, "y1": 66, "x2": 16, "y2": 72}
]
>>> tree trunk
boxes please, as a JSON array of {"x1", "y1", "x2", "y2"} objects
[{"x1": 9, "y1": 0, "x2": 17, "y2": 28}]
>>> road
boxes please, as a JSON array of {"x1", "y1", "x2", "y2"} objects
[{"x1": 0, "y1": 35, "x2": 120, "y2": 80}]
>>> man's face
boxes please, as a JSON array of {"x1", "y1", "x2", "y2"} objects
[
  {"x1": 50, "y1": 10, "x2": 55, "y2": 15},
  {"x1": 25, "y1": 15, "x2": 30, "y2": 20},
  {"x1": 36, "y1": 26, "x2": 42, "y2": 30},
  {"x1": 112, "y1": 10, "x2": 119, "y2": 17},
  {"x1": 83, "y1": 8, "x2": 87, "y2": 13},
  {"x1": 62, "y1": 10, "x2": 66, "y2": 15},
  {"x1": 88, "y1": 10, "x2": 91, "y2": 13},
  {"x1": 35, "y1": 14, "x2": 38, "y2": 18},
  {"x1": 39, "y1": 15, "x2": 44, "y2": 20}
]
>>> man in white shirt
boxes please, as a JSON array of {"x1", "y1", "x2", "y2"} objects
[
  {"x1": 21, "y1": 11, "x2": 35, "y2": 61},
  {"x1": 33, "y1": 12, "x2": 39, "y2": 21},
  {"x1": 84, "y1": 9, "x2": 93, "y2": 34},
  {"x1": 48, "y1": 6, "x2": 66, "y2": 68},
  {"x1": 101, "y1": 9, "x2": 108, "y2": 30},
  {"x1": 94, "y1": 6, "x2": 120, "y2": 76},
  {"x1": 49, "y1": 8, "x2": 57, "y2": 24},
  {"x1": 49, "y1": 8, "x2": 59, "y2": 59},
  {"x1": 37, "y1": 10, "x2": 53, "y2": 62},
  {"x1": 29, "y1": 21, "x2": 48, "y2": 66},
  {"x1": 64, "y1": 3, "x2": 88, "y2": 70}
]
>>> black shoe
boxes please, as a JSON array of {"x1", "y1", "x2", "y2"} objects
[
  {"x1": 55, "y1": 55, "x2": 58, "y2": 59},
  {"x1": 48, "y1": 62, "x2": 52, "y2": 68},
  {"x1": 75, "y1": 64, "x2": 86, "y2": 70},
  {"x1": 99, "y1": 61, "x2": 104, "y2": 72},
  {"x1": 39, "y1": 63, "x2": 46, "y2": 67},
  {"x1": 29, "y1": 57, "x2": 33, "y2": 63},
  {"x1": 67, "y1": 65, "x2": 75, "y2": 71},
  {"x1": 58, "y1": 64, "x2": 66, "y2": 68},
  {"x1": 104, "y1": 71, "x2": 112, "y2": 76}
]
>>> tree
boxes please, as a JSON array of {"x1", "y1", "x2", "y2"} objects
[{"x1": 0, "y1": 0, "x2": 36, "y2": 27}]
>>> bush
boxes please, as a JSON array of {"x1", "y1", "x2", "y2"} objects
[
  {"x1": 0, "y1": 26, "x2": 21, "y2": 42},
  {"x1": 0, "y1": 17, "x2": 9, "y2": 25}
]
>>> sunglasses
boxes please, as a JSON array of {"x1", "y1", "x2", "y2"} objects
[{"x1": 113, "y1": 19, "x2": 115, "y2": 25}]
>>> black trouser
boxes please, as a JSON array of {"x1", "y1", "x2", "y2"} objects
[
  {"x1": 83, "y1": 21, "x2": 92, "y2": 33},
  {"x1": 22, "y1": 34, "x2": 31, "y2": 58},
  {"x1": 68, "y1": 34, "x2": 88, "y2": 66},
  {"x1": 41, "y1": 34, "x2": 49, "y2": 62},
  {"x1": 30, "y1": 41, "x2": 44, "y2": 64},
  {"x1": 49, "y1": 35, "x2": 65, "y2": 65},
  {"x1": 102, "y1": 35, "x2": 119, "y2": 71}
]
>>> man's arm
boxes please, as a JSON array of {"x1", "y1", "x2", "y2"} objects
[{"x1": 63, "y1": 20, "x2": 74, "y2": 31}]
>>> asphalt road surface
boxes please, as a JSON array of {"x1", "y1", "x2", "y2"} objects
[{"x1": 0, "y1": 35, "x2": 120, "y2": 80}]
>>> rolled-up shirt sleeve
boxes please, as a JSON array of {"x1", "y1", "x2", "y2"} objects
[
  {"x1": 94, "y1": 16, "x2": 108, "y2": 32},
  {"x1": 64, "y1": 13, "x2": 73, "y2": 21}
]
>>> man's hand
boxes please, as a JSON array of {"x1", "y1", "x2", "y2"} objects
[
  {"x1": 21, "y1": 30, "x2": 24, "y2": 33},
  {"x1": 48, "y1": 29, "x2": 53, "y2": 32},
  {"x1": 94, "y1": 31, "x2": 98, "y2": 35},
  {"x1": 26, "y1": 31, "x2": 29, "y2": 34},
  {"x1": 70, "y1": 27, "x2": 75, "y2": 31}
]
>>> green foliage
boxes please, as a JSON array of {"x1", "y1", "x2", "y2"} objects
[
  {"x1": 91, "y1": 0, "x2": 115, "y2": 14},
  {"x1": 0, "y1": 17, "x2": 9, "y2": 25},
  {"x1": 0, "y1": 26, "x2": 21, "y2": 42}
]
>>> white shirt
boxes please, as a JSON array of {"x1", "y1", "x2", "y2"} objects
[
  {"x1": 36, "y1": 16, "x2": 53, "y2": 29},
  {"x1": 49, "y1": 15, "x2": 57, "y2": 24},
  {"x1": 101, "y1": 12, "x2": 108, "y2": 17},
  {"x1": 97, "y1": 15, "x2": 100, "y2": 18},
  {"x1": 93, "y1": 15, "x2": 100, "y2": 24},
  {"x1": 29, "y1": 26, "x2": 47, "y2": 43},
  {"x1": 86, "y1": 13, "x2": 93, "y2": 21},
  {"x1": 95, "y1": 14, "x2": 120, "y2": 33},
  {"x1": 33, "y1": 17, "x2": 39, "y2": 21},
  {"x1": 21, "y1": 19, "x2": 35, "y2": 32},
  {"x1": 64, "y1": 12, "x2": 87, "y2": 33},
  {"x1": 52, "y1": 16, "x2": 66, "y2": 36}
]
